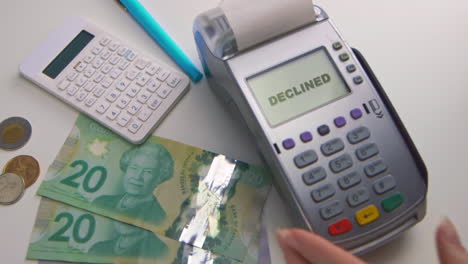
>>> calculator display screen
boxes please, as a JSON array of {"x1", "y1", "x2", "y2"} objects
[
  {"x1": 247, "y1": 47, "x2": 350, "y2": 127},
  {"x1": 43, "y1": 30, "x2": 95, "y2": 79}
]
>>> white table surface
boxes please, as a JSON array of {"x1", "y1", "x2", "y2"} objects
[{"x1": 1, "y1": 0, "x2": 468, "y2": 263}]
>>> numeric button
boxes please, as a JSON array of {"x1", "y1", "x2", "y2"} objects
[
  {"x1": 294, "y1": 150, "x2": 318, "y2": 169},
  {"x1": 330, "y1": 154, "x2": 353, "y2": 173},
  {"x1": 356, "y1": 143, "x2": 379, "y2": 161},
  {"x1": 347, "y1": 188, "x2": 370, "y2": 207},
  {"x1": 338, "y1": 172, "x2": 361, "y2": 190},
  {"x1": 311, "y1": 184, "x2": 335, "y2": 202},
  {"x1": 373, "y1": 175, "x2": 396, "y2": 195},
  {"x1": 320, "y1": 200, "x2": 343, "y2": 220},
  {"x1": 364, "y1": 160, "x2": 387, "y2": 177},
  {"x1": 321, "y1": 138, "x2": 345, "y2": 156},
  {"x1": 347, "y1": 127, "x2": 370, "y2": 144},
  {"x1": 302, "y1": 167, "x2": 326, "y2": 186}
]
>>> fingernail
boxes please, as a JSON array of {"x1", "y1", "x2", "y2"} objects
[
  {"x1": 276, "y1": 229, "x2": 296, "y2": 249},
  {"x1": 438, "y1": 217, "x2": 464, "y2": 250}
]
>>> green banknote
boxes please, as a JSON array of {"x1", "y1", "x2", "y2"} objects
[
  {"x1": 38, "y1": 115, "x2": 272, "y2": 261},
  {"x1": 28, "y1": 198, "x2": 239, "y2": 264}
]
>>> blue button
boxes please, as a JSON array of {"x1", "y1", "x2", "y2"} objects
[
  {"x1": 282, "y1": 138, "x2": 295, "y2": 150},
  {"x1": 300, "y1": 131, "x2": 313, "y2": 143},
  {"x1": 350, "y1": 108, "x2": 363, "y2": 120},
  {"x1": 334, "y1": 117, "x2": 346, "y2": 128},
  {"x1": 318, "y1": 125, "x2": 330, "y2": 136}
]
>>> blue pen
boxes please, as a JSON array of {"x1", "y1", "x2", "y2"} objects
[{"x1": 118, "y1": 0, "x2": 203, "y2": 82}]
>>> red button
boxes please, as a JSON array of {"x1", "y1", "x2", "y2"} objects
[{"x1": 328, "y1": 218, "x2": 353, "y2": 236}]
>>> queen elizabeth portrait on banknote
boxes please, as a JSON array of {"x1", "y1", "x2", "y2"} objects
[{"x1": 92, "y1": 141, "x2": 174, "y2": 225}]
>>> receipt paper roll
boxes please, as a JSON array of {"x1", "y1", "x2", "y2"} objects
[{"x1": 219, "y1": 0, "x2": 316, "y2": 51}]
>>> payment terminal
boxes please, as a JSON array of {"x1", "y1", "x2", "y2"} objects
[{"x1": 193, "y1": 4, "x2": 428, "y2": 254}]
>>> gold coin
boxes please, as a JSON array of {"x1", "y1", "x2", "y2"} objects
[
  {"x1": 3, "y1": 155, "x2": 40, "y2": 188},
  {"x1": 1, "y1": 123, "x2": 25, "y2": 143}
]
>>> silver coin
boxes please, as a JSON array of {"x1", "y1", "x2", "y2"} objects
[
  {"x1": 0, "y1": 173, "x2": 25, "y2": 205},
  {"x1": 0, "y1": 117, "x2": 32, "y2": 150}
]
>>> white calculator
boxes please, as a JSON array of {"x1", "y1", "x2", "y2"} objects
[{"x1": 20, "y1": 16, "x2": 190, "y2": 144}]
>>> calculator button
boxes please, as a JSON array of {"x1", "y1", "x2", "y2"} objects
[
  {"x1": 137, "y1": 90, "x2": 152, "y2": 104},
  {"x1": 135, "y1": 58, "x2": 149, "y2": 70},
  {"x1": 75, "y1": 90, "x2": 88, "y2": 102},
  {"x1": 347, "y1": 127, "x2": 370, "y2": 144},
  {"x1": 294, "y1": 150, "x2": 318, "y2": 169},
  {"x1": 334, "y1": 116, "x2": 346, "y2": 128},
  {"x1": 353, "y1": 76, "x2": 364, "y2": 85},
  {"x1": 330, "y1": 154, "x2": 353, "y2": 173},
  {"x1": 66, "y1": 71, "x2": 79, "y2": 81},
  {"x1": 320, "y1": 200, "x2": 343, "y2": 220},
  {"x1": 156, "y1": 67, "x2": 170, "y2": 81},
  {"x1": 58, "y1": 80, "x2": 71, "y2": 90},
  {"x1": 93, "y1": 73, "x2": 105, "y2": 83},
  {"x1": 115, "y1": 79, "x2": 131, "y2": 91},
  {"x1": 83, "y1": 54, "x2": 95, "y2": 64},
  {"x1": 124, "y1": 50, "x2": 137, "y2": 61},
  {"x1": 108, "y1": 42, "x2": 120, "y2": 51},
  {"x1": 118, "y1": 60, "x2": 130, "y2": 70},
  {"x1": 126, "y1": 68, "x2": 140, "y2": 80},
  {"x1": 106, "y1": 107, "x2": 121, "y2": 120},
  {"x1": 321, "y1": 138, "x2": 344, "y2": 156},
  {"x1": 84, "y1": 97, "x2": 97, "y2": 107},
  {"x1": 110, "y1": 69, "x2": 122, "y2": 79},
  {"x1": 126, "y1": 85, "x2": 141, "y2": 98},
  {"x1": 127, "y1": 102, "x2": 142, "y2": 115},
  {"x1": 148, "y1": 95, "x2": 162, "y2": 110},
  {"x1": 109, "y1": 55, "x2": 121, "y2": 65},
  {"x1": 338, "y1": 172, "x2": 361, "y2": 190},
  {"x1": 350, "y1": 108, "x2": 363, "y2": 120},
  {"x1": 92, "y1": 58, "x2": 105, "y2": 69},
  {"x1": 84, "y1": 67, "x2": 96, "y2": 78},
  {"x1": 381, "y1": 193, "x2": 404, "y2": 212},
  {"x1": 157, "y1": 84, "x2": 172, "y2": 98},
  {"x1": 146, "y1": 79, "x2": 161, "y2": 92},
  {"x1": 75, "y1": 76, "x2": 88, "y2": 87},
  {"x1": 332, "y1": 42, "x2": 343, "y2": 50},
  {"x1": 128, "y1": 120, "x2": 143, "y2": 133},
  {"x1": 67, "y1": 86, "x2": 79, "y2": 96},
  {"x1": 93, "y1": 87, "x2": 106, "y2": 97},
  {"x1": 355, "y1": 205, "x2": 380, "y2": 226},
  {"x1": 364, "y1": 160, "x2": 387, "y2": 177},
  {"x1": 346, "y1": 64, "x2": 356, "y2": 73},
  {"x1": 328, "y1": 218, "x2": 352, "y2": 236},
  {"x1": 117, "y1": 46, "x2": 128, "y2": 56},
  {"x1": 96, "y1": 101, "x2": 110, "y2": 114},
  {"x1": 311, "y1": 184, "x2": 335, "y2": 202},
  {"x1": 101, "y1": 78, "x2": 113, "y2": 89},
  {"x1": 105, "y1": 90, "x2": 120, "y2": 103},
  {"x1": 347, "y1": 187, "x2": 370, "y2": 207},
  {"x1": 117, "y1": 96, "x2": 131, "y2": 109},
  {"x1": 101, "y1": 64, "x2": 113, "y2": 74},
  {"x1": 136, "y1": 74, "x2": 150, "y2": 86},
  {"x1": 138, "y1": 107, "x2": 153, "y2": 121},
  {"x1": 146, "y1": 64, "x2": 159, "y2": 76},
  {"x1": 373, "y1": 175, "x2": 396, "y2": 195},
  {"x1": 282, "y1": 139, "x2": 295, "y2": 150},
  {"x1": 302, "y1": 167, "x2": 326, "y2": 186},
  {"x1": 356, "y1": 143, "x2": 379, "y2": 161},
  {"x1": 339, "y1": 53, "x2": 350, "y2": 62},
  {"x1": 84, "y1": 82, "x2": 96, "y2": 92},
  {"x1": 117, "y1": 113, "x2": 131, "y2": 127},
  {"x1": 99, "y1": 36, "x2": 111, "y2": 46},
  {"x1": 100, "y1": 50, "x2": 111, "y2": 61},
  {"x1": 74, "y1": 62, "x2": 87, "y2": 72},
  {"x1": 167, "y1": 74, "x2": 182, "y2": 87},
  {"x1": 300, "y1": 131, "x2": 313, "y2": 143},
  {"x1": 318, "y1": 125, "x2": 330, "y2": 136},
  {"x1": 92, "y1": 46, "x2": 103, "y2": 55}
]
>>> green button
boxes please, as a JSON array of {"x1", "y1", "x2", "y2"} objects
[{"x1": 382, "y1": 193, "x2": 404, "y2": 212}]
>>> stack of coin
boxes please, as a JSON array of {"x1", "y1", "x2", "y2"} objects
[
  {"x1": 3, "y1": 155, "x2": 40, "y2": 188},
  {"x1": 0, "y1": 117, "x2": 32, "y2": 150}
]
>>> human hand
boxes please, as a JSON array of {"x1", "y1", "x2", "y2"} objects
[{"x1": 277, "y1": 218, "x2": 468, "y2": 264}]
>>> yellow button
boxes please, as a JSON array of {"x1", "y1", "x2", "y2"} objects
[{"x1": 355, "y1": 205, "x2": 380, "y2": 226}]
